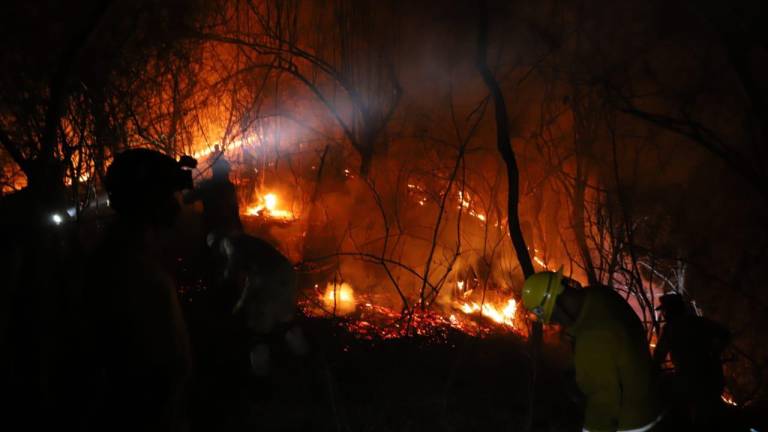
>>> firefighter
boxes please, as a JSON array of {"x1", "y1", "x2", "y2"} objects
[
  {"x1": 181, "y1": 152, "x2": 243, "y2": 343},
  {"x1": 212, "y1": 233, "x2": 307, "y2": 377},
  {"x1": 83, "y1": 149, "x2": 195, "y2": 432},
  {"x1": 183, "y1": 151, "x2": 243, "y2": 239},
  {"x1": 181, "y1": 152, "x2": 254, "y2": 425},
  {"x1": 181, "y1": 152, "x2": 243, "y2": 373},
  {"x1": 522, "y1": 270, "x2": 662, "y2": 432},
  {"x1": 653, "y1": 292, "x2": 730, "y2": 428}
]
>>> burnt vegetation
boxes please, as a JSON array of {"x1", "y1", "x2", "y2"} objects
[{"x1": 1, "y1": 0, "x2": 767, "y2": 431}]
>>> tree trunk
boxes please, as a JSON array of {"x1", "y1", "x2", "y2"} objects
[
  {"x1": 475, "y1": 4, "x2": 534, "y2": 279},
  {"x1": 475, "y1": 3, "x2": 537, "y2": 431},
  {"x1": 358, "y1": 146, "x2": 373, "y2": 178}
]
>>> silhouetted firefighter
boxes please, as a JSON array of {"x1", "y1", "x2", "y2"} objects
[
  {"x1": 181, "y1": 149, "x2": 242, "y2": 331},
  {"x1": 1, "y1": 158, "x2": 70, "y2": 430},
  {"x1": 209, "y1": 233, "x2": 307, "y2": 379},
  {"x1": 653, "y1": 292, "x2": 731, "y2": 428},
  {"x1": 183, "y1": 150, "x2": 243, "y2": 239},
  {"x1": 83, "y1": 149, "x2": 196, "y2": 432},
  {"x1": 179, "y1": 151, "x2": 250, "y2": 428},
  {"x1": 180, "y1": 147, "x2": 306, "y2": 415},
  {"x1": 521, "y1": 270, "x2": 663, "y2": 432}
]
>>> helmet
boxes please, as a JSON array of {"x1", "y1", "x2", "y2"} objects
[
  {"x1": 656, "y1": 292, "x2": 687, "y2": 317},
  {"x1": 522, "y1": 269, "x2": 564, "y2": 324},
  {"x1": 211, "y1": 157, "x2": 231, "y2": 178},
  {"x1": 105, "y1": 148, "x2": 195, "y2": 223}
]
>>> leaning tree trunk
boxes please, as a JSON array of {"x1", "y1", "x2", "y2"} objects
[
  {"x1": 475, "y1": 2, "x2": 538, "y2": 431},
  {"x1": 474, "y1": 5, "x2": 534, "y2": 281}
]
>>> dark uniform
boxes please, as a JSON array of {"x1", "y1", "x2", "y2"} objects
[
  {"x1": 88, "y1": 224, "x2": 191, "y2": 432},
  {"x1": 654, "y1": 293, "x2": 730, "y2": 428},
  {"x1": 83, "y1": 149, "x2": 194, "y2": 432},
  {"x1": 184, "y1": 156, "x2": 242, "y2": 239}
]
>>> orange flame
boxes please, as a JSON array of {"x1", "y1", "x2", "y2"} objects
[
  {"x1": 457, "y1": 191, "x2": 487, "y2": 223},
  {"x1": 457, "y1": 298, "x2": 518, "y2": 327},
  {"x1": 322, "y1": 282, "x2": 356, "y2": 315},
  {"x1": 245, "y1": 192, "x2": 294, "y2": 220},
  {"x1": 300, "y1": 279, "x2": 524, "y2": 339}
]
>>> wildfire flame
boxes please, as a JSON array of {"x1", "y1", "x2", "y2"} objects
[
  {"x1": 532, "y1": 249, "x2": 549, "y2": 269},
  {"x1": 300, "y1": 279, "x2": 525, "y2": 340},
  {"x1": 245, "y1": 192, "x2": 294, "y2": 220},
  {"x1": 323, "y1": 282, "x2": 356, "y2": 315},
  {"x1": 63, "y1": 172, "x2": 91, "y2": 186},
  {"x1": 458, "y1": 191, "x2": 488, "y2": 223},
  {"x1": 457, "y1": 298, "x2": 518, "y2": 327}
]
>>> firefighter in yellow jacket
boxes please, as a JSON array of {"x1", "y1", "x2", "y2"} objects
[{"x1": 522, "y1": 270, "x2": 662, "y2": 432}]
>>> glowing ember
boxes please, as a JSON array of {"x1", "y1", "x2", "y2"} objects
[
  {"x1": 323, "y1": 282, "x2": 356, "y2": 315},
  {"x1": 245, "y1": 192, "x2": 295, "y2": 220},
  {"x1": 301, "y1": 297, "x2": 496, "y2": 341},
  {"x1": 300, "y1": 280, "x2": 525, "y2": 341},
  {"x1": 303, "y1": 275, "x2": 525, "y2": 340}
]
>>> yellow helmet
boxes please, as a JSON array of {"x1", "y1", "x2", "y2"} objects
[{"x1": 522, "y1": 270, "x2": 564, "y2": 324}]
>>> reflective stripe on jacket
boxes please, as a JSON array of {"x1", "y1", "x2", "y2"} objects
[{"x1": 583, "y1": 413, "x2": 663, "y2": 432}]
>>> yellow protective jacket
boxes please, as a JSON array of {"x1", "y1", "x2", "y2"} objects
[{"x1": 566, "y1": 286, "x2": 661, "y2": 432}]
